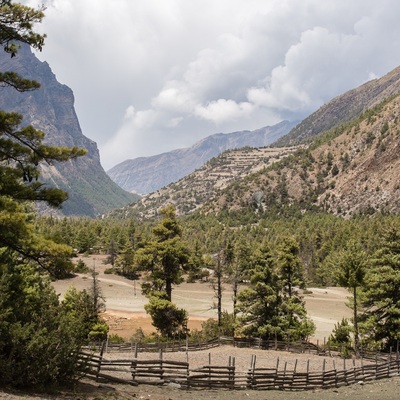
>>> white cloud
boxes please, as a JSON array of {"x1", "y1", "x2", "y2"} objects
[
  {"x1": 23, "y1": 0, "x2": 400, "y2": 169},
  {"x1": 195, "y1": 99, "x2": 254, "y2": 124}
]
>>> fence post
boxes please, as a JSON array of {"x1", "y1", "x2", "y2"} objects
[
  {"x1": 208, "y1": 352, "x2": 212, "y2": 389},
  {"x1": 292, "y1": 359, "x2": 298, "y2": 390},
  {"x1": 159, "y1": 349, "x2": 164, "y2": 383},
  {"x1": 229, "y1": 356, "x2": 235, "y2": 389},
  {"x1": 275, "y1": 357, "x2": 279, "y2": 389},
  {"x1": 332, "y1": 358, "x2": 337, "y2": 387},
  {"x1": 96, "y1": 340, "x2": 106, "y2": 381},
  {"x1": 397, "y1": 340, "x2": 400, "y2": 374},
  {"x1": 361, "y1": 354, "x2": 364, "y2": 378},
  {"x1": 247, "y1": 354, "x2": 256, "y2": 389}
]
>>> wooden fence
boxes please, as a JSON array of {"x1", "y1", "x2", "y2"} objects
[
  {"x1": 98, "y1": 336, "x2": 343, "y2": 356},
  {"x1": 247, "y1": 353, "x2": 400, "y2": 390},
  {"x1": 80, "y1": 346, "x2": 400, "y2": 391},
  {"x1": 102, "y1": 337, "x2": 220, "y2": 353}
]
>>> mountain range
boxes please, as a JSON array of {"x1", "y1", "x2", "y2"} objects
[
  {"x1": 115, "y1": 65, "x2": 400, "y2": 219},
  {"x1": 107, "y1": 120, "x2": 297, "y2": 195},
  {"x1": 0, "y1": 44, "x2": 136, "y2": 217},
  {"x1": 3, "y1": 44, "x2": 400, "y2": 220}
]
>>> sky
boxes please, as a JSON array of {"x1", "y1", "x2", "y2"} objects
[{"x1": 24, "y1": 0, "x2": 400, "y2": 170}]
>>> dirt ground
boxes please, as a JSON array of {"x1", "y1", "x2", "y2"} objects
[
  {"x1": 52, "y1": 255, "x2": 352, "y2": 342},
  {"x1": 1, "y1": 375, "x2": 400, "y2": 400}
]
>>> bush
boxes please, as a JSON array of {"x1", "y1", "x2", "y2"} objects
[
  {"x1": 327, "y1": 318, "x2": 353, "y2": 358},
  {"x1": 88, "y1": 322, "x2": 109, "y2": 342},
  {"x1": 74, "y1": 258, "x2": 89, "y2": 273},
  {"x1": 144, "y1": 293, "x2": 188, "y2": 338},
  {"x1": 0, "y1": 265, "x2": 89, "y2": 387},
  {"x1": 104, "y1": 267, "x2": 114, "y2": 274},
  {"x1": 108, "y1": 333, "x2": 126, "y2": 343},
  {"x1": 200, "y1": 312, "x2": 235, "y2": 338}
]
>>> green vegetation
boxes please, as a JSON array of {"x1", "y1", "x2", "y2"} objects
[
  {"x1": 35, "y1": 209, "x2": 400, "y2": 353},
  {"x1": 0, "y1": 1, "x2": 105, "y2": 387},
  {"x1": 2, "y1": 2, "x2": 400, "y2": 392},
  {"x1": 236, "y1": 242, "x2": 315, "y2": 341}
]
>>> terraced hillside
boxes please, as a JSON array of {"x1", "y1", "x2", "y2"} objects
[{"x1": 127, "y1": 147, "x2": 298, "y2": 218}]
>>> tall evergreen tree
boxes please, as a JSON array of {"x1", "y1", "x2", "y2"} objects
[
  {"x1": 335, "y1": 241, "x2": 366, "y2": 354},
  {"x1": 237, "y1": 242, "x2": 315, "y2": 341},
  {"x1": 136, "y1": 205, "x2": 190, "y2": 301},
  {"x1": 236, "y1": 244, "x2": 282, "y2": 339},
  {"x1": 0, "y1": 1, "x2": 88, "y2": 386},
  {"x1": 360, "y1": 224, "x2": 400, "y2": 350}
]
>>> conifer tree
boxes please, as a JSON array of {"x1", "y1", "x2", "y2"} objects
[
  {"x1": 136, "y1": 205, "x2": 190, "y2": 301},
  {"x1": 360, "y1": 224, "x2": 400, "y2": 350},
  {"x1": 335, "y1": 241, "x2": 366, "y2": 354},
  {"x1": 0, "y1": 1, "x2": 88, "y2": 386}
]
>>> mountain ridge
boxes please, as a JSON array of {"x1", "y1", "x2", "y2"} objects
[
  {"x1": 107, "y1": 120, "x2": 297, "y2": 195},
  {"x1": 274, "y1": 65, "x2": 400, "y2": 147},
  {"x1": 115, "y1": 64, "x2": 400, "y2": 220}
]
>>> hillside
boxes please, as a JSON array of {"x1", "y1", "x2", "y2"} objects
[
  {"x1": 0, "y1": 44, "x2": 136, "y2": 216},
  {"x1": 107, "y1": 120, "x2": 296, "y2": 195},
  {"x1": 274, "y1": 65, "x2": 400, "y2": 147},
  {"x1": 202, "y1": 95, "x2": 400, "y2": 217},
  {"x1": 120, "y1": 146, "x2": 299, "y2": 218},
  {"x1": 119, "y1": 76, "x2": 400, "y2": 220}
]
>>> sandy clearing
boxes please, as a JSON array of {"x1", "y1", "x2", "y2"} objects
[{"x1": 52, "y1": 255, "x2": 352, "y2": 341}]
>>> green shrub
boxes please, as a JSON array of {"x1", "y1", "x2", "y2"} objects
[{"x1": 74, "y1": 258, "x2": 89, "y2": 273}]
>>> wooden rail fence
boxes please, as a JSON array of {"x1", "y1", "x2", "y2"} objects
[{"x1": 79, "y1": 346, "x2": 400, "y2": 391}]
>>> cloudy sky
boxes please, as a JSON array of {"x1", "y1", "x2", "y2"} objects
[{"x1": 25, "y1": 0, "x2": 400, "y2": 170}]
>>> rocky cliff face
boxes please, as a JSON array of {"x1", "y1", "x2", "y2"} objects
[
  {"x1": 107, "y1": 120, "x2": 297, "y2": 195},
  {"x1": 0, "y1": 44, "x2": 135, "y2": 217}
]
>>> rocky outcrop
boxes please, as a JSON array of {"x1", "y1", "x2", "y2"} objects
[{"x1": 0, "y1": 44, "x2": 135, "y2": 216}]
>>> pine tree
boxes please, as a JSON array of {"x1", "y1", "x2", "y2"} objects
[
  {"x1": 335, "y1": 241, "x2": 366, "y2": 354},
  {"x1": 360, "y1": 224, "x2": 400, "y2": 350},
  {"x1": 0, "y1": 1, "x2": 88, "y2": 386},
  {"x1": 236, "y1": 244, "x2": 282, "y2": 339},
  {"x1": 136, "y1": 205, "x2": 190, "y2": 301},
  {"x1": 0, "y1": 1, "x2": 86, "y2": 274}
]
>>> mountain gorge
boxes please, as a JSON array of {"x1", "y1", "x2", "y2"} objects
[
  {"x1": 107, "y1": 120, "x2": 296, "y2": 195},
  {"x1": 0, "y1": 45, "x2": 136, "y2": 217},
  {"x1": 116, "y1": 66, "x2": 400, "y2": 220}
]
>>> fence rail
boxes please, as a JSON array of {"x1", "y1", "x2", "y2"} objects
[{"x1": 80, "y1": 341, "x2": 400, "y2": 391}]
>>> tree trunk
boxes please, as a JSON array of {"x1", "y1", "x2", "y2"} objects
[
  {"x1": 353, "y1": 286, "x2": 359, "y2": 356},
  {"x1": 217, "y1": 256, "x2": 222, "y2": 328},
  {"x1": 166, "y1": 278, "x2": 172, "y2": 302}
]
